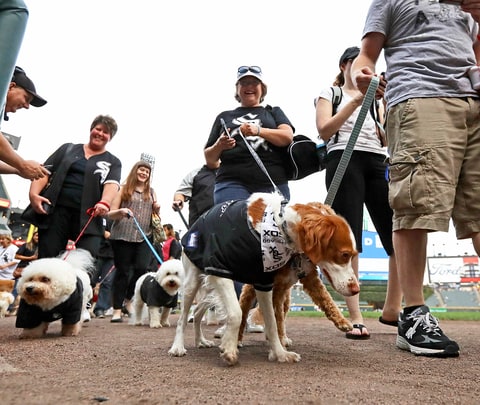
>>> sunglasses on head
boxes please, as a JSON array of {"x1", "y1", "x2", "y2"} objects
[{"x1": 237, "y1": 66, "x2": 262, "y2": 75}]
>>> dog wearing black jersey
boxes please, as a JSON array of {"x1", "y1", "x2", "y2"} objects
[{"x1": 132, "y1": 259, "x2": 184, "y2": 328}]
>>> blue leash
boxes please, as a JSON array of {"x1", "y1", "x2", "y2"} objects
[{"x1": 130, "y1": 214, "x2": 164, "y2": 264}]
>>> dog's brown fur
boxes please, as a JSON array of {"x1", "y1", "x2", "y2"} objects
[
  {"x1": 239, "y1": 202, "x2": 355, "y2": 346},
  {"x1": 239, "y1": 259, "x2": 352, "y2": 347}
]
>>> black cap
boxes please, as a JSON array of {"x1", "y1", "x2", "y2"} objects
[
  {"x1": 11, "y1": 66, "x2": 47, "y2": 107},
  {"x1": 338, "y1": 46, "x2": 360, "y2": 67}
]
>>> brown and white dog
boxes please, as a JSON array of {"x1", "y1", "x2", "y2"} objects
[
  {"x1": 238, "y1": 203, "x2": 356, "y2": 347},
  {"x1": 168, "y1": 193, "x2": 359, "y2": 365}
]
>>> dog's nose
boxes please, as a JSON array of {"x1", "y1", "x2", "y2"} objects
[
  {"x1": 26, "y1": 286, "x2": 35, "y2": 294},
  {"x1": 349, "y1": 280, "x2": 360, "y2": 295}
]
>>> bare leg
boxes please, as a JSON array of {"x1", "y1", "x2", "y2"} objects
[
  {"x1": 344, "y1": 255, "x2": 369, "y2": 337},
  {"x1": 393, "y1": 229, "x2": 427, "y2": 307},
  {"x1": 380, "y1": 253, "x2": 403, "y2": 324}
]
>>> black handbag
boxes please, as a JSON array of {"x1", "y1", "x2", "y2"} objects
[
  {"x1": 21, "y1": 143, "x2": 74, "y2": 226},
  {"x1": 285, "y1": 135, "x2": 327, "y2": 181}
]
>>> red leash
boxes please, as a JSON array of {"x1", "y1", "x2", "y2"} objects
[{"x1": 62, "y1": 207, "x2": 96, "y2": 260}]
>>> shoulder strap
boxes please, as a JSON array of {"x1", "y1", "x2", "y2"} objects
[
  {"x1": 331, "y1": 86, "x2": 343, "y2": 143},
  {"x1": 331, "y1": 86, "x2": 343, "y2": 116}
]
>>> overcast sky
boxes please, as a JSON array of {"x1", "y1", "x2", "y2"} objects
[{"x1": 1, "y1": 0, "x2": 474, "y2": 255}]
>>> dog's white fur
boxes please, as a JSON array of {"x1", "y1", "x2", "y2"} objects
[
  {"x1": 0, "y1": 291, "x2": 14, "y2": 318},
  {"x1": 16, "y1": 249, "x2": 93, "y2": 338},
  {"x1": 168, "y1": 193, "x2": 358, "y2": 366},
  {"x1": 132, "y1": 259, "x2": 184, "y2": 328}
]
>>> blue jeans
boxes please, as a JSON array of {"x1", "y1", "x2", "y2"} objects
[
  {"x1": 92, "y1": 257, "x2": 115, "y2": 312},
  {"x1": 0, "y1": 0, "x2": 28, "y2": 118},
  {"x1": 214, "y1": 181, "x2": 290, "y2": 205}
]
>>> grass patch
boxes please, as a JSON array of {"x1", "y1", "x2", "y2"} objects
[{"x1": 288, "y1": 310, "x2": 480, "y2": 321}]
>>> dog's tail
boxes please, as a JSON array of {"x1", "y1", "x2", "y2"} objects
[{"x1": 58, "y1": 249, "x2": 96, "y2": 276}]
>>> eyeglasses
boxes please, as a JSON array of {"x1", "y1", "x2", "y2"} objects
[{"x1": 237, "y1": 66, "x2": 262, "y2": 75}]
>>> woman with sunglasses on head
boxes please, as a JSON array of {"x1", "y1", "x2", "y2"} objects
[
  {"x1": 203, "y1": 65, "x2": 295, "y2": 336},
  {"x1": 204, "y1": 65, "x2": 294, "y2": 204}
]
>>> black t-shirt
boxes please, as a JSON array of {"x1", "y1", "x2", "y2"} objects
[{"x1": 205, "y1": 106, "x2": 294, "y2": 187}]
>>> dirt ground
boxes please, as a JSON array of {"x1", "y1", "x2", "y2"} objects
[{"x1": 1, "y1": 313, "x2": 479, "y2": 405}]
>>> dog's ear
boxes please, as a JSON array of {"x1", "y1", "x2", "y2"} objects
[{"x1": 297, "y1": 214, "x2": 336, "y2": 263}]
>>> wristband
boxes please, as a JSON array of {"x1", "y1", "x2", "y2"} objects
[
  {"x1": 256, "y1": 124, "x2": 261, "y2": 136},
  {"x1": 97, "y1": 201, "x2": 110, "y2": 210},
  {"x1": 477, "y1": 34, "x2": 480, "y2": 41}
]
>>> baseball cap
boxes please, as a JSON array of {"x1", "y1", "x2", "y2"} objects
[
  {"x1": 338, "y1": 46, "x2": 360, "y2": 67},
  {"x1": 11, "y1": 66, "x2": 47, "y2": 107},
  {"x1": 236, "y1": 65, "x2": 263, "y2": 83}
]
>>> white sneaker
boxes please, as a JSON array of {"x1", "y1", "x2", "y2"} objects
[
  {"x1": 206, "y1": 307, "x2": 219, "y2": 325},
  {"x1": 83, "y1": 309, "x2": 91, "y2": 323},
  {"x1": 246, "y1": 311, "x2": 264, "y2": 333},
  {"x1": 105, "y1": 307, "x2": 114, "y2": 317},
  {"x1": 214, "y1": 324, "x2": 226, "y2": 338}
]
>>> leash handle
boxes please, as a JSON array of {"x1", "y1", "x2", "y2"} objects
[
  {"x1": 131, "y1": 214, "x2": 164, "y2": 264},
  {"x1": 324, "y1": 76, "x2": 380, "y2": 206}
]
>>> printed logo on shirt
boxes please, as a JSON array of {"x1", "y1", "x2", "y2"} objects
[{"x1": 94, "y1": 161, "x2": 112, "y2": 184}]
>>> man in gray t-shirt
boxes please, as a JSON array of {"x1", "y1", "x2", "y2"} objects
[{"x1": 352, "y1": 0, "x2": 480, "y2": 358}]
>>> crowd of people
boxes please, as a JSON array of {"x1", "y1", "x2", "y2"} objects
[{"x1": 1, "y1": 0, "x2": 480, "y2": 360}]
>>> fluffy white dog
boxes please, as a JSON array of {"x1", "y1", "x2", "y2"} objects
[
  {"x1": 15, "y1": 249, "x2": 94, "y2": 338},
  {"x1": 132, "y1": 259, "x2": 184, "y2": 328},
  {"x1": 0, "y1": 291, "x2": 14, "y2": 318}
]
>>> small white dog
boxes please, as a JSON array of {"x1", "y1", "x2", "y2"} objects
[
  {"x1": 132, "y1": 259, "x2": 184, "y2": 328},
  {"x1": 15, "y1": 249, "x2": 94, "y2": 338},
  {"x1": 0, "y1": 291, "x2": 14, "y2": 318}
]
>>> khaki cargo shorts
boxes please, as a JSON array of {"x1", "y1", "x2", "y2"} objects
[{"x1": 386, "y1": 97, "x2": 480, "y2": 239}]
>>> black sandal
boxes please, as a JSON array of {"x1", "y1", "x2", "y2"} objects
[
  {"x1": 345, "y1": 323, "x2": 370, "y2": 340},
  {"x1": 378, "y1": 316, "x2": 398, "y2": 327}
]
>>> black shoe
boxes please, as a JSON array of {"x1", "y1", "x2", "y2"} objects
[
  {"x1": 396, "y1": 305, "x2": 459, "y2": 357},
  {"x1": 110, "y1": 317, "x2": 123, "y2": 323},
  {"x1": 94, "y1": 310, "x2": 105, "y2": 319}
]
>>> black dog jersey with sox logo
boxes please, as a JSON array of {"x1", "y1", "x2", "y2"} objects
[
  {"x1": 15, "y1": 278, "x2": 84, "y2": 329},
  {"x1": 140, "y1": 275, "x2": 178, "y2": 308},
  {"x1": 182, "y1": 199, "x2": 276, "y2": 291}
]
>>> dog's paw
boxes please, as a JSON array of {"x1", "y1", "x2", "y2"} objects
[
  {"x1": 220, "y1": 349, "x2": 239, "y2": 366},
  {"x1": 281, "y1": 336, "x2": 293, "y2": 347},
  {"x1": 134, "y1": 321, "x2": 143, "y2": 326},
  {"x1": 168, "y1": 346, "x2": 187, "y2": 357},
  {"x1": 197, "y1": 338, "x2": 215, "y2": 349},
  {"x1": 160, "y1": 321, "x2": 170, "y2": 327},
  {"x1": 268, "y1": 349, "x2": 301, "y2": 363},
  {"x1": 335, "y1": 319, "x2": 353, "y2": 332},
  {"x1": 149, "y1": 322, "x2": 162, "y2": 329}
]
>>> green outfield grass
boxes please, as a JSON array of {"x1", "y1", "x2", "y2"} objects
[{"x1": 288, "y1": 310, "x2": 480, "y2": 321}]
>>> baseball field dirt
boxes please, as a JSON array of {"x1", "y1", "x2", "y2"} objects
[{"x1": 1, "y1": 314, "x2": 479, "y2": 404}]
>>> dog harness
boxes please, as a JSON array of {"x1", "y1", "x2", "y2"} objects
[
  {"x1": 183, "y1": 199, "x2": 291, "y2": 291},
  {"x1": 15, "y1": 277, "x2": 84, "y2": 329},
  {"x1": 140, "y1": 275, "x2": 178, "y2": 308}
]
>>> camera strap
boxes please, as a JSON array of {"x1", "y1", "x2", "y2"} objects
[{"x1": 238, "y1": 128, "x2": 287, "y2": 203}]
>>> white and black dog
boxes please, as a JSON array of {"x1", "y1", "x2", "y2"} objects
[
  {"x1": 15, "y1": 249, "x2": 94, "y2": 338},
  {"x1": 132, "y1": 259, "x2": 184, "y2": 328},
  {"x1": 168, "y1": 192, "x2": 359, "y2": 366}
]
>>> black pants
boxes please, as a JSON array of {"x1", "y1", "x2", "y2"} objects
[
  {"x1": 38, "y1": 205, "x2": 102, "y2": 259},
  {"x1": 110, "y1": 239, "x2": 153, "y2": 310}
]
